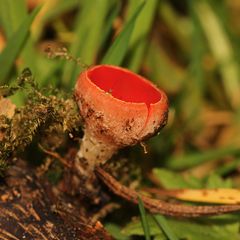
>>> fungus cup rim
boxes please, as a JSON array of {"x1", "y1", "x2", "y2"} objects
[{"x1": 84, "y1": 64, "x2": 164, "y2": 108}]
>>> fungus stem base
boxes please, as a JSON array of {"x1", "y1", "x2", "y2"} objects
[
  {"x1": 75, "y1": 130, "x2": 117, "y2": 177},
  {"x1": 74, "y1": 131, "x2": 117, "y2": 196}
]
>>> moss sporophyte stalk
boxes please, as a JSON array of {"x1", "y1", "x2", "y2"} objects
[{"x1": 74, "y1": 64, "x2": 169, "y2": 173}]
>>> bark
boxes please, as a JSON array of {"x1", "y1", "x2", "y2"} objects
[{"x1": 0, "y1": 160, "x2": 112, "y2": 240}]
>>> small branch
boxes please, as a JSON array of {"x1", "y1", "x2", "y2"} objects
[
  {"x1": 38, "y1": 144, "x2": 71, "y2": 167},
  {"x1": 95, "y1": 166, "x2": 240, "y2": 217},
  {"x1": 91, "y1": 203, "x2": 120, "y2": 222}
]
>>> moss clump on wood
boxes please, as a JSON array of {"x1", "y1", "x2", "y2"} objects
[{"x1": 0, "y1": 68, "x2": 82, "y2": 174}]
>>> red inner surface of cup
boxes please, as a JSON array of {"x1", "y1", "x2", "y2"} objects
[{"x1": 88, "y1": 65, "x2": 161, "y2": 106}]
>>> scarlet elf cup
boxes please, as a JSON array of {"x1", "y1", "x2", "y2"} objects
[{"x1": 75, "y1": 65, "x2": 168, "y2": 169}]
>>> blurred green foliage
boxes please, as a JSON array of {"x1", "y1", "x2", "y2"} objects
[{"x1": 1, "y1": 0, "x2": 240, "y2": 239}]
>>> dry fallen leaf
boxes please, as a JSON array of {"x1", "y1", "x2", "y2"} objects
[
  {"x1": 146, "y1": 188, "x2": 240, "y2": 204},
  {"x1": 0, "y1": 97, "x2": 15, "y2": 119},
  {"x1": 0, "y1": 97, "x2": 15, "y2": 141}
]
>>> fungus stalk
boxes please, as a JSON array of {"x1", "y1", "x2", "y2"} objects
[
  {"x1": 76, "y1": 130, "x2": 118, "y2": 171},
  {"x1": 75, "y1": 65, "x2": 168, "y2": 177}
]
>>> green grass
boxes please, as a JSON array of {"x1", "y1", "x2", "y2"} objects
[
  {"x1": 102, "y1": 0, "x2": 145, "y2": 65},
  {"x1": 0, "y1": 6, "x2": 40, "y2": 83},
  {"x1": 138, "y1": 196, "x2": 151, "y2": 240},
  {"x1": 153, "y1": 215, "x2": 178, "y2": 240}
]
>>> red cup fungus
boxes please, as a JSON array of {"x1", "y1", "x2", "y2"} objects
[{"x1": 75, "y1": 65, "x2": 168, "y2": 170}]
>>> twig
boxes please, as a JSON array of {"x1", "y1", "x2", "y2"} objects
[
  {"x1": 91, "y1": 203, "x2": 120, "y2": 222},
  {"x1": 38, "y1": 144, "x2": 71, "y2": 167},
  {"x1": 95, "y1": 166, "x2": 240, "y2": 217}
]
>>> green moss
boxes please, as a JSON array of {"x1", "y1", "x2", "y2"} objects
[{"x1": 0, "y1": 69, "x2": 82, "y2": 173}]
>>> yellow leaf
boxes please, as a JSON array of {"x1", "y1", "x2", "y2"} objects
[{"x1": 147, "y1": 188, "x2": 240, "y2": 204}]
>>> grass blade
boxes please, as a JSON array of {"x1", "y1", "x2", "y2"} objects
[
  {"x1": 62, "y1": 0, "x2": 114, "y2": 89},
  {"x1": 166, "y1": 146, "x2": 240, "y2": 170},
  {"x1": 126, "y1": 0, "x2": 158, "y2": 71},
  {"x1": 138, "y1": 196, "x2": 151, "y2": 240},
  {"x1": 195, "y1": 1, "x2": 240, "y2": 109},
  {"x1": 215, "y1": 158, "x2": 240, "y2": 176},
  {"x1": 102, "y1": 0, "x2": 145, "y2": 65},
  {"x1": 99, "y1": 1, "x2": 120, "y2": 53},
  {"x1": 152, "y1": 168, "x2": 202, "y2": 189},
  {"x1": 105, "y1": 223, "x2": 130, "y2": 240},
  {"x1": 0, "y1": 0, "x2": 38, "y2": 77},
  {"x1": 158, "y1": 1, "x2": 190, "y2": 52},
  {"x1": 146, "y1": 42, "x2": 185, "y2": 94},
  {"x1": 0, "y1": 6, "x2": 41, "y2": 84},
  {"x1": 42, "y1": 0, "x2": 80, "y2": 22},
  {"x1": 153, "y1": 215, "x2": 178, "y2": 240},
  {"x1": 0, "y1": 0, "x2": 27, "y2": 38}
]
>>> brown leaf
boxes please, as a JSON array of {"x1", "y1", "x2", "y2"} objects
[{"x1": 0, "y1": 97, "x2": 15, "y2": 119}]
